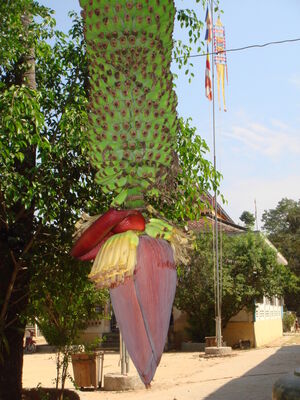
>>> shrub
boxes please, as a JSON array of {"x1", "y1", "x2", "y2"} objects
[{"x1": 282, "y1": 312, "x2": 296, "y2": 332}]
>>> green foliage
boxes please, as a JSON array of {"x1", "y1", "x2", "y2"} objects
[
  {"x1": 28, "y1": 252, "x2": 108, "y2": 348},
  {"x1": 174, "y1": 0, "x2": 221, "y2": 82},
  {"x1": 175, "y1": 233, "x2": 215, "y2": 341},
  {"x1": 239, "y1": 210, "x2": 255, "y2": 230},
  {"x1": 27, "y1": 228, "x2": 108, "y2": 394},
  {"x1": 148, "y1": 118, "x2": 223, "y2": 222},
  {"x1": 262, "y1": 198, "x2": 300, "y2": 314},
  {"x1": 175, "y1": 231, "x2": 293, "y2": 341},
  {"x1": 282, "y1": 312, "x2": 296, "y2": 332},
  {"x1": 262, "y1": 198, "x2": 300, "y2": 235},
  {"x1": 0, "y1": 0, "x2": 54, "y2": 75},
  {"x1": 1, "y1": 7, "x2": 110, "y2": 228},
  {"x1": 0, "y1": 3, "x2": 109, "y2": 382},
  {"x1": 175, "y1": 118, "x2": 223, "y2": 220}
]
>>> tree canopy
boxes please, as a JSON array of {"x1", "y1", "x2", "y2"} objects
[
  {"x1": 240, "y1": 210, "x2": 255, "y2": 230},
  {"x1": 262, "y1": 198, "x2": 300, "y2": 314},
  {"x1": 175, "y1": 231, "x2": 294, "y2": 341}
]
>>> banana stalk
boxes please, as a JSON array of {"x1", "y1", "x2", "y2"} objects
[
  {"x1": 80, "y1": 0, "x2": 178, "y2": 208},
  {"x1": 72, "y1": 0, "x2": 182, "y2": 387}
]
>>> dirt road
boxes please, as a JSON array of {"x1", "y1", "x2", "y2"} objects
[{"x1": 23, "y1": 334, "x2": 300, "y2": 400}]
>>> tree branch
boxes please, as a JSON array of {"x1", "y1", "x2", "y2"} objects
[
  {"x1": 22, "y1": 222, "x2": 42, "y2": 256},
  {"x1": 0, "y1": 251, "x2": 21, "y2": 322},
  {"x1": 8, "y1": 291, "x2": 29, "y2": 309},
  {"x1": 45, "y1": 293, "x2": 60, "y2": 329}
]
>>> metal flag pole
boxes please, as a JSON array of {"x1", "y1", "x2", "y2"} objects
[
  {"x1": 211, "y1": 0, "x2": 222, "y2": 348},
  {"x1": 254, "y1": 199, "x2": 259, "y2": 231},
  {"x1": 120, "y1": 333, "x2": 130, "y2": 374}
]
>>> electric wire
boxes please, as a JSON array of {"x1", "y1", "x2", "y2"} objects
[{"x1": 177, "y1": 37, "x2": 300, "y2": 60}]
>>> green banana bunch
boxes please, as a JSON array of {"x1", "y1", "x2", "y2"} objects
[
  {"x1": 80, "y1": 0, "x2": 178, "y2": 208},
  {"x1": 145, "y1": 217, "x2": 194, "y2": 265},
  {"x1": 145, "y1": 218, "x2": 173, "y2": 240}
]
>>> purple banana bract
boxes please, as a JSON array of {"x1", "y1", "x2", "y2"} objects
[{"x1": 110, "y1": 236, "x2": 177, "y2": 386}]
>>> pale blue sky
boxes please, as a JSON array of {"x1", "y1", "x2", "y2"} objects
[{"x1": 39, "y1": 0, "x2": 300, "y2": 227}]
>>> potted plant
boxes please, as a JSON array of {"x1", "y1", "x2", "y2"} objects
[{"x1": 71, "y1": 339, "x2": 104, "y2": 390}]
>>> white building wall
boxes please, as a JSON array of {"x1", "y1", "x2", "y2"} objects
[{"x1": 255, "y1": 297, "x2": 282, "y2": 321}]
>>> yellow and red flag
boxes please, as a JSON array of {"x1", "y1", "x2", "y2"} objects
[
  {"x1": 205, "y1": 46, "x2": 212, "y2": 101},
  {"x1": 205, "y1": 6, "x2": 213, "y2": 101},
  {"x1": 205, "y1": 6, "x2": 212, "y2": 43}
]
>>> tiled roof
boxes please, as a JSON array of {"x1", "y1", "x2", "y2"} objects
[
  {"x1": 199, "y1": 193, "x2": 235, "y2": 224},
  {"x1": 188, "y1": 216, "x2": 245, "y2": 233}
]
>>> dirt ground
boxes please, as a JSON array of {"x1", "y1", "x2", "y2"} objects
[{"x1": 23, "y1": 334, "x2": 300, "y2": 400}]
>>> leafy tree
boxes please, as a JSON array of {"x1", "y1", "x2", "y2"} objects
[
  {"x1": 0, "y1": 2, "x2": 221, "y2": 399},
  {"x1": 175, "y1": 232, "x2": 294, "y2": 341},
  {"x1": 0, "y1": 3, "x2": 108, "y2": 398},
  {"x1": 262, "y1": 198, "x2": 300, "y2": 314},
  {"x1": 262, "y1": 198, "x2": 300, "y2": 236},
  {"x1": 26, "y1": 236, "x2": 108, "y2": 398},
  {"x1": 240, "y1": 210, "x2": 255, "y2": 230},
  {"x1": 149, "y1": 117, "x2": 222, "y2": 221},
  {"x1": 175, "y1": 233, "x2": 216, "y2": 341}
]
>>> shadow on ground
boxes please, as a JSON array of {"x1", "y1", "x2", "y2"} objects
[{"x1": 204, "y1": 345, "x2": 300, "y2": 400}]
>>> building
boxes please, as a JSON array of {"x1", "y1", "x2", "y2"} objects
[{"x1": 222, "y1": 296, "x2": 284, "y2": 348}]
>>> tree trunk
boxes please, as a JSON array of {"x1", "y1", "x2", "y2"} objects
[
  {"x1": 0, "y1": 11, "x2": 36, "y2": 400},
  {"x1": 0, "y1": 332, "x2": 25, "y2": 400},
  {"x1": 20, "y1": 13, "x2": 37, "y2": 90},
  {"x1": 0, "y1": 257, "x2": 28, "y2": 400}
]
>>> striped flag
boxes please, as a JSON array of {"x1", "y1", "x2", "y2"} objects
[
  {"x1": 205, "y1": 6, "x2": 212, "y2": 43},
  {"x1": 213, "y1": 17, "x2": 228, "y2": 111},
  {"x1": 205, "y1": 46, "x2": 212, "y2": 101},
  {"x1": 205, "y1": 6, "x2": 212, "y2": 101}
]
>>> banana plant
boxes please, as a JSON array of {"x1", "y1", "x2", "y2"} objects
[{"x1": 71, "y1": 0, "x2": 188, "y2": 386}]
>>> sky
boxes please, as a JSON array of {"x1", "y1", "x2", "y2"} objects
[{"x1": 39, "y1": 0, "x2": 300, "y2": 228}]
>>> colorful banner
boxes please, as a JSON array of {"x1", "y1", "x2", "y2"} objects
[
  {"x1": 205, "y1": 46, "x2": 212, "y2": 101},
  {"x1": 213, "y1": 16, "x2": 228, "y2": 111},
  {"x1": 205, "y1": 6, "x2": 212, "y2": 43},
  {"x1": 205, "y1": 6, "x2": 212, "y2": 101}
]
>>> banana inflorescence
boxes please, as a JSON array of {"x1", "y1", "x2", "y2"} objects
[{"x1": 74, "y1": 0, "x2": 181, "y2": 388}]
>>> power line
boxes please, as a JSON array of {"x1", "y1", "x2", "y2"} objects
[{"x1": 178, "y1": 37, "x2": 300, "y2": 59}]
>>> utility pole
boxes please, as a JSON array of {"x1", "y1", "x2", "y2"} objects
[
  {"x1": 254, "y1": 199, "x2": 259, "y2": 231},
  {"x1": 210, "y1": 0, "x2": 222, "y2": 348}
]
